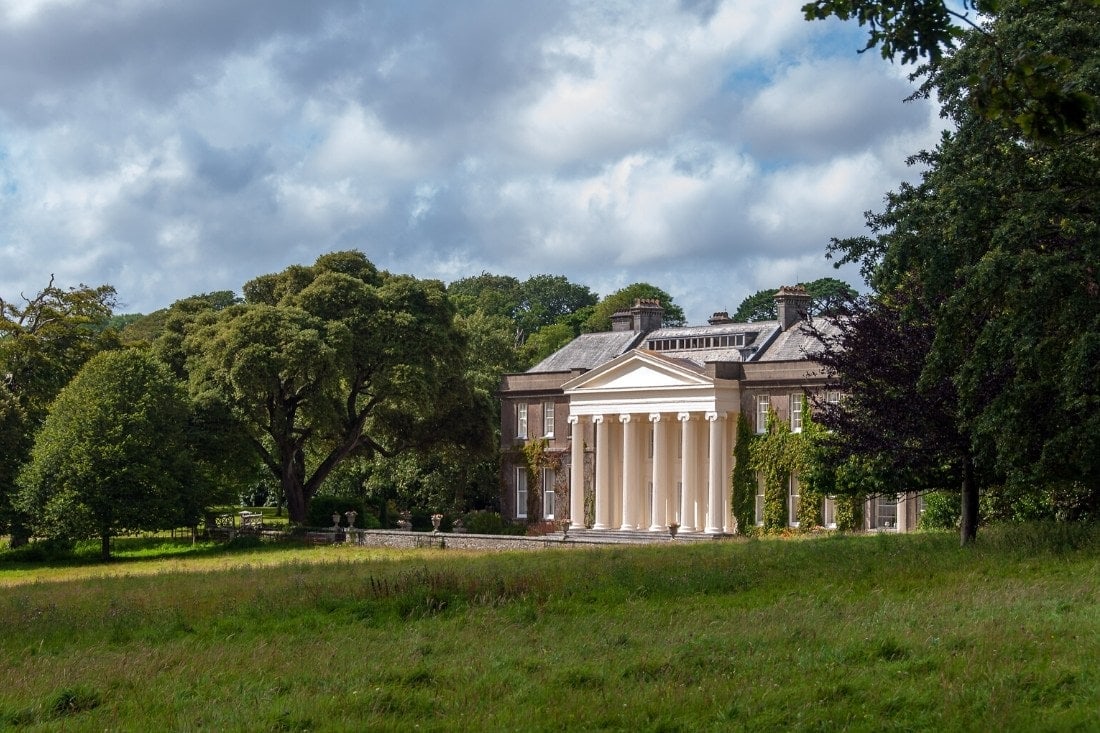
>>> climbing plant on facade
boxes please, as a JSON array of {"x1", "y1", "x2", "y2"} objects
[
  {"x1": 730, "y1": 413, "x2": 757, "y2": 534},
  {"x1": 520, "y1": 438, "x2": 563, "y2": 523}
]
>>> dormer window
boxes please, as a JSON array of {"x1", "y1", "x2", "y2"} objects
[{"x1": 646, "y1": 331, "x2": 747, "y2": 352}]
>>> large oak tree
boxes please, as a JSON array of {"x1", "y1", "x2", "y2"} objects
[{"x1": 182, "y1": 251, "x2": 490, "y2": 523}]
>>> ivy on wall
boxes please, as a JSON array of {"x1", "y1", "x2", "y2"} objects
[
  {"x1": 731, "y1": 413, "x2": 756, "y2": 533},
  {"x1": 731, "y1": 396, "x2": 865, "y2": 534},
  {"x1": 519, "y1": 438, "x2": 563, "y2": 523},
  {"x1": 750, "y1": 408, "x2": 797, "y2": 530}
]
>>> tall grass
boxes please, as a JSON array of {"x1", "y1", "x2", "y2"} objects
[{"x1": 1, "y1": 524, "x2": 1098, "y2": 731}]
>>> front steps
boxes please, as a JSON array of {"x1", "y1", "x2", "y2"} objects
[{"x1": 542, "y1": 527, "x2": 735, "y2": 545}]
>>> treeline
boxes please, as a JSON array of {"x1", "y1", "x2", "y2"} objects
[
  {"x1": 800, "y1": 0, "x2": 1100, "y2": 544},
  {"x1": 0, "y1": 259, "x2": 724, "y2": 558}
]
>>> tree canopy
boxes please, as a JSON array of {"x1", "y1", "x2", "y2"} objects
[
  {"x1": 582, "y1": 283, "x2": 686, "y2": 332},
  {"x1": 0, "y1": 276, "x2": 118, "y2": 423},
  {"x1": 16, "y1": 350, "x2": 200, "y2": 560},
  {"x1": 803, "y1": 0, "x2": 1099, "y2": 141},
  {"x1": 182, "y1": 251, "x2": 491, "y2": 523},
  {"x1": 732, "y1": 277, "x2": 858, "y2": 322},
  {"x1": 818, "y1": 0, "x2": 1100, "y2": 538},
  {"x1": 0, "y1": 277, "x2": 119, "y2": 545},
  {"x1": 809, "y1": 290, "x2": 982, "y2": 542}
]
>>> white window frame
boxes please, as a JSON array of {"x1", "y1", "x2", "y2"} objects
[
  {"x1": 875, "y1": 495, "x2": 897, "y2": 530},
  {"x1": 543, "y1": 402, "x2": 554, "y2": 438},
  {"x1": 541, "y1": 467, "x2": 555, "y2": 520},
  {"x1": 517, "y1": 403, "x2": 528, "y2": 439},
  {"x1": 756, "y1": 395, "x2": 770, "y2": 434},
  {"x1": 790, "y1": 394, "x2": 803, "y2": 433},
  {"x1": 788, "y1": 474, "x2": 800, "y2": 527},
  {"x1": 823, "y1": 495, "x2": 837, "y2": 529},
  {"x1": 515, "y1": 468, "x2": 528, "y2": 519},
  {"x1": 754, "y1": 474, "x2": 765, "y2": 525}
]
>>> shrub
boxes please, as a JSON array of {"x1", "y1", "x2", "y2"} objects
[
  {"x1": 919, "y1": 491, "x2": 960, "y2": 530},
  {"x1": 0, "y1": 537, "x2": 75, "y2": 564},
  {"x1": 461, "y1": 510, "x2": 525, "y2": 535}
]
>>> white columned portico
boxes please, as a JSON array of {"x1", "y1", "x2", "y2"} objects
[
  {"x1": 705, "y1": 411, "x2": 726, "y2": 534},
  {"x1": 678, "y1": 412, "x2": 697, "y2": 532},
  {"x1": 620, "y1": 414, "x2": 638, "y2": 530},
  {"x1": 568, "y1": 415, "x2": 585, "y2": 529},
  {"x1": 649, "y1": 413, "x2": 668, "y2": 531},
  {"x1": 593, "y1": 416, "x2": 610, "y2": 530}
]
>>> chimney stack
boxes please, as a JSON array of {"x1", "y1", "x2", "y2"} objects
[
  {"x1": 610, "y1": 309, "x2": 634, "y2": 331},
  {"x1": 630, "y1": 298, "x2": 664, "y2": 334},
  {"x1": 774, "y1": 285, "x2": 811, "y2": 330}
]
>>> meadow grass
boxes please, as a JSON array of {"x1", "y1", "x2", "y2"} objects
[{"x1": 0, "y1": 524, "x2": 1098, "y2": 731}]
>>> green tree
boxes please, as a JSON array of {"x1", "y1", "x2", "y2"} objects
[
  {"x1": 15, "y1": 350, "x2": 200, "y2": 560},
  {"x1": 732, "y1": 278, "x2": 858, "y2": 322},
  {"x1": 515, "y1": 274, "x2": 598, "y2": 339},
  {"x1": 803, "y1": 0, "x2": 1099, "y2": 141},
  {"x1": 456, "y1": 310, "x2": 524, "y2": 400},
  {"x1": 121, "y1": 290, "x2": 240, "y2": 348},
  {"x1": 583, "y1": 283, "x2": 687, "y2": 332},
  {"x1": 448, "y1": 273, "x2": 524, "y2": 322},
  {"x1": 0, "y1": 277, "x2": 118, "y2": 545},
  {"x1": 183, "y1": 251, "x2": 491, "y2": 524},
  {"x1": 825, "y1": 1, "x2": 1100, "y2": 536},
  {"x1": 0, "y1": 276, "x2": 118, "y2": 423},
  {"x1": 519, "y1": 323, "x2": 575, "y2": 367}
]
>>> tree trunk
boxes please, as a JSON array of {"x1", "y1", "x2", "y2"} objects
[
  {"x1": 101, "y1": 531, "x2": 112, "y2": 562},
  {"x1": 283, "y1": 461, "x2": 308, "y2": 524},
  {"x1": 7, "y1": 521, "x2": 30, "y2": 548},
  {"x1": 959, "y1": 453, "x2": 978, "y2": 546}
]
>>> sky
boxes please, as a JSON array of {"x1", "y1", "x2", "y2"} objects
[{"x1": 0, "y1": 0, "x2": 945, "y2": 324}]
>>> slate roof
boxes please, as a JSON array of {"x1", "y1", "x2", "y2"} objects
[
  {"x1": 525, "y1": 315, "x2": 837, "y2": 374},
  {"x1": 754, "y1": 319, "x2": 837, "y2": 361},
  {"x1": 639, "y1": 322, "x2": 780, "y2": 366},
  {"x1": 527, "y1": 330, "x2": 646, "y2": 373}
]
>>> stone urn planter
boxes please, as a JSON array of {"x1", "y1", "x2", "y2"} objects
[
  {"x1": 668, "y1": 523, "x2": 680, "y2": 538},
  {"x1": 431, "y1": 513, "x2": 443, "y2": 533}
]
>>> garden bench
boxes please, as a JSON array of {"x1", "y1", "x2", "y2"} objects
[{"x1": 238, "y1": 511, "x2": 264, "y2": 533}]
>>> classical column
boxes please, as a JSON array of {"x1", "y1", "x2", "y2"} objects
[
  {"x1": 568, "y1": 415, "x2": 585, "y2": 529},
  {"x1": 896, "y1": 493, "x2": 909, "y2": 532},
  {"x1": 678, "y1": 412, "x2": 697, "y2": 532},
  {"x1": 705, "y1": 411, "x2": 726, "y2": 534},
  {"x1": 649, "y1": 413, "x2": 668, "y2": 531},
  {"x1": 593, "y1": 416, "x2": 610, "y2": 530},
  {"x1": 620, "y1": 414, "x2": 638, "y2": 530}
]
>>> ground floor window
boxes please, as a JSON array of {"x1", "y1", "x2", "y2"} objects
[
  {"x1": 788, "y1": 475, "x2": 800, "y2": 527},
  {"x1": 542, "y1": 467, "x2": 555, "y2": 520},
  {"x1": 823, "y1": 495, "x2": 836, "y2": 529},
  {"x1": 516, "y1": 468, "x2": 528, "y2": 520},
  {"x1": 871, "y1": 494, "x2": 897, "y2": 529},
  {"x1": 754, "y1": 475, "x2": 765, "y2": 525}
]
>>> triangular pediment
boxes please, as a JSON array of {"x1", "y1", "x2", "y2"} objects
[{"x1": 563, "y1": 350, "x2": 712, "y2": 394}]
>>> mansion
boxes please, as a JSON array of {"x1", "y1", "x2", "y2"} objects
[{"x1": 499, "y1": 287, "x2": 921, "y2": 535}]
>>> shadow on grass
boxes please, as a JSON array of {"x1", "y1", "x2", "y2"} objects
[{"x1": 0, "y1": 533, "x2": 299, "y2": 570}]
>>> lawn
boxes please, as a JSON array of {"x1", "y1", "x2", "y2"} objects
[{"x1": 1, "y1": 525, "x2": 1098, "y2": 731}]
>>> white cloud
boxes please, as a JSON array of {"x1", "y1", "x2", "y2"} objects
[{"x1": 0, "y1": 0, "x2": 944, "y2": 322}]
